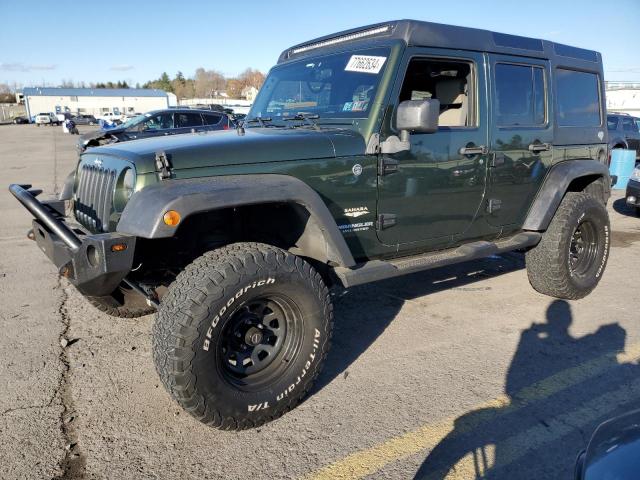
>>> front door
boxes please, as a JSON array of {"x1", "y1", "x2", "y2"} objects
[
  {"x1": 376, "y1": 48, "x2": 488, "y2": 248},
  {"x1": 486, "y1": 55, "x2": 552, "y2": 230}
]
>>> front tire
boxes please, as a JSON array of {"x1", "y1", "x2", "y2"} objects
[
  {"x1": 526, "y1": 192, "x2": 610, "y2": 300},
  {"x1": 152, "y1": 242, "x2": 333, "y2": 430}
]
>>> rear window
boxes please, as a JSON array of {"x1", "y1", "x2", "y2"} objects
[
  {"x1": 607, "y1": 115, "x2": 619, "y2": 131},
  {"x1": 556, "y1": 69, "x2": 601, "y2": 127},
  {"x1": 176, "y1": 112, "x2": 203, "y2": 128},
  {"x1": 494, "y1": 64, "x2": 546, "y2": 126},
  {"x1": 622, "y1": 116, "x2": 639, "y2": 132},
  {"x1": 203, "y1": 113, "x2": 222, "y2": 125}
]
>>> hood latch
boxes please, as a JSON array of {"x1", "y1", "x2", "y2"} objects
[{"x1": 155, "y1": 151, "x2": 172, "y2": 180}]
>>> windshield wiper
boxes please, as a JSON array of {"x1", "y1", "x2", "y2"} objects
[
  {"x1": 283, "y1": 113, "x2": 320, "y2": 130},
  {"x1": 244, "y1": 116, "x2": 273, "y2": 127}
]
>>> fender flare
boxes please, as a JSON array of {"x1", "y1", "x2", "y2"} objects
[
  {"x1": 117, "y1": 174, "x2": 356, "y2": 267},
  {"x1": 523, "y1": 159, "x2": 611, "y2": 231}
]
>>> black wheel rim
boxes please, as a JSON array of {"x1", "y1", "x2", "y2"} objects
[
  {"x1": 217, "y1": 294, "x2": 303, "y2": 390},
  {"x1": 568, "y1": 219, "x2": 599, "y2": 277}
]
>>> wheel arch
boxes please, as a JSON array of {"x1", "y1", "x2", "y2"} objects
[
  {"x1": 523, "y1": 159, "x2": 611, "y2": 231},
  {"x1": 117, "y1": 174, "x2": 356, "y2": 268}
]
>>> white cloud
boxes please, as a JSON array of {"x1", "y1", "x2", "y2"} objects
[
  {"x1": 0, "y1": 62, "x2": 57, "y2": 72},
  {"x1": 110, "y1": 64, "x2": 134, "y2": 71}
]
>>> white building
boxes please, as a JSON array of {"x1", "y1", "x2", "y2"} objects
[
  {"x1": 22, "y1": 87, "x2": 172, "y2": 119},
  {"x1": 241, "y1": 86, "x2": 259, "y2": 102},
  {"x1": 606, "y1": 82, "x2": 640, "y2": 117}
]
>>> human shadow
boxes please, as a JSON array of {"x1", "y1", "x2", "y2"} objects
[
  {"x1": 413, "y1": 300, "x2": 639, "y2": 480},
  {"x1": 311, "y1": 252, "x2": 525, "y2": 394}
]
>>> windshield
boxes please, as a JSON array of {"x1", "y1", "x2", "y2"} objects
[
  {"x1": 249, "y1": 47, "x2": 390, "y2": 123},
  {"x1": 120, "y1": 114, "x2": 147, "y2": 130}
]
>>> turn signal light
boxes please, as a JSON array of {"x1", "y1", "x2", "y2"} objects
[
  {"x1": 111, "y1": 243, "x2": 127, "y2": 252},
  {"x1": 163, "y1": 210, "x2": 181, "y2": 226}
]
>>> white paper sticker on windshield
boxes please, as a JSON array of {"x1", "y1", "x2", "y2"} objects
[{"x1": 345, "y1": 55, "x2": 387, "y2": 74}]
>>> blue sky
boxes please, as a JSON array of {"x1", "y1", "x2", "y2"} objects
[{"x1": 1, "y1": 0, "x2": 639, "y2": 88}]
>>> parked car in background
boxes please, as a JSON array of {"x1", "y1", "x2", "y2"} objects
[
  {"x1": 35, "y1": 113, "x2": 60, "y2": 126},
  {"x1": 12, "y1": 116, "x2": 29, "y2": 124},
  {"x1": 626, "y1": 165, "x2": 640, "y2": 216},
  {"x1": 78, "y1": 108, "x2": 234, "y2": 152},
  {"x1": 71, "y1": 114, "x2": 98, "y2": 125},
  {"x1": 96, "y1": 112, "x2": 123, "y2": 123},
  {"x1": 607, "y1": 112, "x2": 640, "y2": 159}
]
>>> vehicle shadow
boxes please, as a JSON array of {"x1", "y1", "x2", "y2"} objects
[
  {"x1": 311, "y1": 252, "x2": 525, "y2": 394},
  {"x1": 412, "y1": 300, "x2": 640, "y2": 480},
  {"x1": 612, "y1": 197, "x2": 638, "y2": 217}
]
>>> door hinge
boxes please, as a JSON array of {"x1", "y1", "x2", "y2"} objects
[
  {"x1": 487, "y1": 198, "x2": 502, "y2": 214},
  {"x1": 376, "y1": 213, "x2": 397, "y2": 230},
  {"x1": 378, "y1": 157, "x2": 399, "y2": 176}
]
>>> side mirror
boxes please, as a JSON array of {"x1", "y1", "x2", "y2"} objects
[
  {"x1": 378, "y1": 99, "x2": 440, "y2": 154},
  {"x1": 396, "y1": 99, "x2": 440, "y2": 134}
]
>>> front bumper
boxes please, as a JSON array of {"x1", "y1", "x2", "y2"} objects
[
  {"x1": 626, "y1": 179, "x2": 640, "y2": 207},
  {"x1": 9, "y1": 184, "x2": 135, "y2": 296}
]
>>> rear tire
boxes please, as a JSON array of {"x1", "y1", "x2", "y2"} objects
[
  {"x1": 526, "y1": 192, "x2": 610, "y2": 300},
  {"x1": 152, "y1": 242, "x2": 333, "y2": 430}
]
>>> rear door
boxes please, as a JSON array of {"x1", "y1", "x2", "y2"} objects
[
  {"x1": 486, "y1": 55, "x2": 552, "y2": 230},
  {"x1": 175, "y1": 111, "x2": 205, "y2": 134}
]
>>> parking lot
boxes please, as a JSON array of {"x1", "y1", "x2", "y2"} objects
[{"x1": 1, "y1": 124, "x2": 639, "y2": 479}]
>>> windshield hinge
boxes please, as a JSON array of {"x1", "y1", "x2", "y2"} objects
[{"x1": 155, "y1": 151, "x2": 172, "y2": 180}]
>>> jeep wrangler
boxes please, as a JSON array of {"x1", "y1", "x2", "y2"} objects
[{"x1": 10, "y1": 20, "x2": 612, "y2": 430}]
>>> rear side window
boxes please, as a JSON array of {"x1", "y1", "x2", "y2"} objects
[
  {"x1": 556, "y1": 69, "x2": 601, "y2": 127},
  {"x1": 176, "y1": 112, "x2": 204, "y2": 128},
  {"x1": 622, "y1": 116, "x2": 639, "y2": 132},
  {"x1": 494, "y1": 64, "x2": 546, "y2": 126},
  {"x1": 607, "y1": 115, "x2": 619, "y2": 131},
  {"x1": 203, "y1": 114, "x2": 222, "y2": 125}
]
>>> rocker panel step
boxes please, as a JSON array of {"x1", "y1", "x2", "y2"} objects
[{"x1": 334, "y1": 232, "x2": 541, "y2": 288}]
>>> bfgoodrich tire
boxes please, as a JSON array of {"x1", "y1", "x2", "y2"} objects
[
  {"x1": 152, "y1": 242, "x2": 333, "y2": 430},
  {"x1": 526, "y1": 192, "x2": 610, "y2": 300}
]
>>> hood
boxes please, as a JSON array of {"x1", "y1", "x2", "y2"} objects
[
  {"x1": 79, "y1": 126, "x2": 126, "y2": 143},
  {"x1": 82, "y1": 127, "x2": 366, "y2": 173}
]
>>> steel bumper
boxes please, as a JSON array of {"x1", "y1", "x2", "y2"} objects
[{"x1": 9, "y1": 184, "x2": 135, "y2": 296}]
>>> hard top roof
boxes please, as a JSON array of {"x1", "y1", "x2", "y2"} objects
[{"x1": 278, "y1": 19, "x2": 601, "y2": 68}]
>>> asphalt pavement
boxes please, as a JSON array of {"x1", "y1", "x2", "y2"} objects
[{"x1": 1, "y1": 124, "x2": 639, "y2": 479}]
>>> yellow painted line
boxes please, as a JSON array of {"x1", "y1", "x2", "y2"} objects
[
  {"x1": 305, "y1": 342, "x2": 640, "y2": 480},
  {"x1": 427, "y1": 378, "x2": 640, "y2": 480}
]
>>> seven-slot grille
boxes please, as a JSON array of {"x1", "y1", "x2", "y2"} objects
[{"x1": 74, "y1": 163, "x2": 117, "y2": 233}]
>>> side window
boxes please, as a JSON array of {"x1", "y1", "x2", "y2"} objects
[
  {"x1": 556, "y1": 69, "x2": 601, "y2": 127},
  {"x1": 399, "y1": 58, "x2": 475, "y2": 128},
  {"x1": 622, "y1": 117, "x2": 638, "y2": 132},
  {"x1": 607, "y1": 115, "x2": 619, "y2": 131},
  {"x1": 494, "y1": 63, "x2": 546, "y2": 126},
  {"x1": 203, "y1": 114, "x2": 222, "y2": 125},
  {"x1": 176, "y1": 112, "x2": 204, "y2": 128},
  {"x1": 144, "y1": 113, "x2": 174, "y2": 130}
]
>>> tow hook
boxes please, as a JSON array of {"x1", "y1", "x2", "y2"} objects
[
  {"x1": 123, "y1": 278, "x2": 160, "y2": 309},
  {"x1": 27, "y1": 228, "x2": 35, "y2": 241}
]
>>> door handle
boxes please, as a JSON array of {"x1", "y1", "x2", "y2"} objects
[
  {"x1": 459, "y1": 145, "x2": 488, "y2": 156},
  {"x1": 528, "y1": 142, "x2": 551, "y2": 153}
]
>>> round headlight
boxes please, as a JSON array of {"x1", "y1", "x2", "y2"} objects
[
  {"x1": 114, "y1": 168, "x2": 136, "y2": 212},
  {"x1": 122, "y1": 168, "x2": 135, "y2": 199}
]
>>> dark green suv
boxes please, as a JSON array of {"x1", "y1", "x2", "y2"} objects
[{"x1": 11, "y1": 20, "x2": 612, "y2": 430}]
